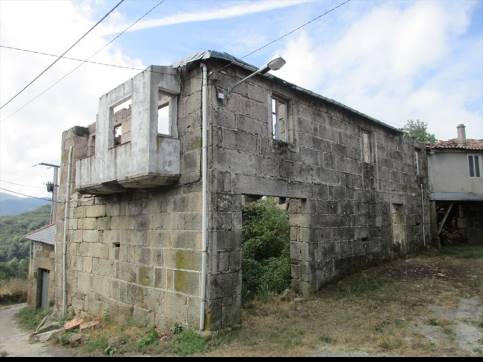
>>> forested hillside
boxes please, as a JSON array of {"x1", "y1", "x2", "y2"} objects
[
  {"x1": 0, "y1": 205, "x2": 51, "y2": 279},
  {"x1": 0, "y1": 192, "x2": 49, "y2": 216}
]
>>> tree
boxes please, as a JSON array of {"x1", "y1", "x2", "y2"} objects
[{"x1": 401, "y1": 120, "x2": 437, "y2": 144}]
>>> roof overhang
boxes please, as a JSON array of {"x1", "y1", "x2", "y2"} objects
[
  {"x1": 24, "y1": 224, "x2": 56, "y2": 246},
  {"x1": 431, "y1": 192, "x2": 483, "y2": 202}
]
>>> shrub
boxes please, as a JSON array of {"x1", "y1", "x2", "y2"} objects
[
  {"x1": 171, "y1": 329, "x2": 206, "y2": 356},
  {"x1": 137, "y1": 328, "x2": 159, "y2": 352},
  {"x1": 241, "y1": 198, "x2": 291, "y2": 302}
]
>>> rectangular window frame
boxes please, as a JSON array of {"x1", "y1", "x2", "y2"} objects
[
  {"x1": 415, "y1": 148, "x2": 420, "y2": 175},
  {"x1": 270, "y1": 94, "x2": 289, "y2": 143},
  {"x1": 468, "y1": 154, "x2": 481, "y2": 177},
  {"x1": 109, "y1": 96, "x2": 132, "y2": 148},
  {"x1": 157, "y1": 91, "x2": 178, "y2": 138},
  {"x1": 361, "y1": 129, "x2": 372, "y2": 163}
]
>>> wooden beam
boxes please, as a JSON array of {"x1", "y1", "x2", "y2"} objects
[{"x1": 438, "y1": 202, "x2": 454, "y2": 235}]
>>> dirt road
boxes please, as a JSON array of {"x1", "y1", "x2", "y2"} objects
[{"x1": 0, "y1": 303, "x2": 71, "y2": 357}]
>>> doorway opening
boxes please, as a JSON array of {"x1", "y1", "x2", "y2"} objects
[
  {"x1": 241, "y1": 196, "x2": 291, "y2": 303},
  {"x1": 36, "y1": 268, "x2": 50, "y2": 310}
]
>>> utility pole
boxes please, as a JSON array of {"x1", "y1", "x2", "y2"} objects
[{"x1": 34, "y1": 162, "x2": 60, "y2": 223}]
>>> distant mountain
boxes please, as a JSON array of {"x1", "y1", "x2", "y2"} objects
[
  {"x1": 0, "y1": 204, "x2": 51, "y2": 279},
  {"x1": 0, "y1": 192, "x2": 49, "y2": 216}
]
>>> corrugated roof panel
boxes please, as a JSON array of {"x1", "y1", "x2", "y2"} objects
[{"x1": 24, "y1": 224, "x2": 56, "y2": 246}]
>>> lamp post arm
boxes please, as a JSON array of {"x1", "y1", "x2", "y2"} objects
[{"x1": 227, "y1": 66, "x2": 269, "y2": 96}]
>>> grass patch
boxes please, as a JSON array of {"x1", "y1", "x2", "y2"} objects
[
  {"x1": 379, "y1": 336, "x2": 403, "y2": 351},
  {"x1": 171, "y1": 329, "x2": 207, "y2": 356},
  {"x1": 440, "y1": 246, "x2": 483, "y2": 259},
  {"x1": 319, "y1": 335, "x2": 335, "y2": 344},
  {"x1": 15, "y1": 306, "x2": 50, "y2": 330},
  {"x1": 336, "y1": 273, "x2": 394, "y2": 298},
  {"x1": 137, "y1": 328, "x2": 159, "y2": 352},
  {"x1": 82, "y1": 335, "x2": 109, "y2": 354}
]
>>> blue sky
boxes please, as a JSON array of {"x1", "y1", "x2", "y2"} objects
[{"x1": 0, "y1": 0, "x2": 482, "y2": 197}]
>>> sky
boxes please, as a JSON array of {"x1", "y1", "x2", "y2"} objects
[{"x1": 0, "y1": 0, "x2": 482, "y2": 198}]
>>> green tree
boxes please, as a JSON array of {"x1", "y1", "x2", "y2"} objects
[{"x1": 401, "y1": 120, "x2": 437, "y2": 144}]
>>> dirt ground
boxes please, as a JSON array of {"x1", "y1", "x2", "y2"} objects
[
  {"x1": 0, "y1": 303, "x2": 72, "y2": 357},
  {"x1": 202, "y1": 245, "x2": 483, "y2": 357},
  {"x1": 11, "y1": 245, "x2": 482, "y2": 357}
]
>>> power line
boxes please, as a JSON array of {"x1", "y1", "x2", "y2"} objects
[
  {"x1": 0, "y1": 0, "x2": 126, "y2": 111},
  {"x1": 210, "y1": 0, "x2": 353, "y2": 77},
  {"x1": 0, "y1": 45, "x2": 146, "y2": 72},
  {"x1": 0, "y1": 186, "x2": 54, "y2": 203},
  {"x1": 0, "y1": 0, "x2": 167, "y2": 122},
  {"x1": 0, "y1": 179, "x2": 44, "y2": 189}
]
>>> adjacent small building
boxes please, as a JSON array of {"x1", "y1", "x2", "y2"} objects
[
  {"x1": 427, "y1": 124, "x2": 483, "y2": 244},
  {"x1": 25, "y1": 224, "x2": 56, "y2": 309}
]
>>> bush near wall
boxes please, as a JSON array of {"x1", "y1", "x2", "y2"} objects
[{"x1": 241, "y1": 198, "x2": 291, "y2": 302}]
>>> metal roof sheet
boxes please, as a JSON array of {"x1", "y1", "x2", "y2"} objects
[{"x1": 24, "y1": 224, "x2": 56, "y2": 246}]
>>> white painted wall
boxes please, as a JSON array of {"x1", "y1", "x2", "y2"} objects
[{"x1": 428, "y1": 151, "x2": 483, "y2": 194}]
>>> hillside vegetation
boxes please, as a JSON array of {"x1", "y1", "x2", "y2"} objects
[
  {"x1": 0, "y1": 192, "x2": 49, "y2": 216},
  {"x1": 0, "y1": 204, "x2": 51, "y2": 279}
]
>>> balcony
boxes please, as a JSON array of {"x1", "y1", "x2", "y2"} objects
[{"x1": 75, "y1": 65, "x2": 181, "y2": 195}]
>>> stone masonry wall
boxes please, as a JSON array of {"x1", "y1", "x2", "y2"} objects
[
  {"x1": 27, "y1": 241, "x2": 55, "y2": 308},
  {"x1": 204, "y1": 60, "x2": 431, "y2": 329},
  {"x1": 54, "y1": 67, "x2": 205, "y2": 329}
]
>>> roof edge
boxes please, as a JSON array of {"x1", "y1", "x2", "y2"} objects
[{"x1": 174, "y1": 50, "x2": 402, "y2": 134}]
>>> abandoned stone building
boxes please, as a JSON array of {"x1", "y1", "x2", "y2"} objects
[
  {"x1": 427, "y1": 124, "x2": 483, "y2": 245},
  {"x1": 50, "y1": 50, "x2": 431, "y2": 331}
]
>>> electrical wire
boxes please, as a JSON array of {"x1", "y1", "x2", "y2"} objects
[
  {"x1": 0, "y1": 44, "x2": 146, "y2": 72},
  {"x1": 0, "y1": 186, "x2": 54, "y2": 203},
  {"x1": 0, "y1": 179, "x2": 44, "y2": 189},
  {"x1": 209, "y1": 0, "x2": 353, "y2": 77},
  {"x1": 0, "y1": 0, "x2": 126, "y2": 111},
  {"x1": 0, "y1": 0, "x2": 167, "y2": 122},
  {"x1": 0, "y1": 0, "x2": 351, "y2": 121}
]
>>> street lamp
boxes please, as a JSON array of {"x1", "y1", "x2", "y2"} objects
[{"x1": 226, "y1": 56, "x2": 286, "y2": 97}]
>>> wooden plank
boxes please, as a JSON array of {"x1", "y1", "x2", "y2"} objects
[{"x1": 437, "y1": 202, "x2": 454, "y2": 235}]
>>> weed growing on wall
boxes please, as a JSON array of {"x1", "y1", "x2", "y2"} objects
[{"x1": 242, "y1": 198, "x2": 291, "y2": 302}]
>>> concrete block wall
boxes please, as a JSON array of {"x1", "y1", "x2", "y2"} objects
[
  {"x1": 204, "y1": 60, "x2": 431, "y2": 329},
  {"x1": 54, "y1": 68, "x2": 205, "y2": 329}
]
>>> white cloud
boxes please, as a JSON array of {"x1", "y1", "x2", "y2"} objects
[
  {"x1": 103, "y1": 0, "x2": 313, "y2": 34},
  {"x1": 0, "y1": 0, "x2": 144, "y2": 197},
  {"x1": 275, "y1": 0, "x2": 482, "y2": 140}
]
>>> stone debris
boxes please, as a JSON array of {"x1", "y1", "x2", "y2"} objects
[
  {"x1": 68, "y1": 333, "x2": 82, "y2": 345},
  {"x1": 32, "y1": 328, "x2": 64, "y2": 343},
  {"x1": 64, "y1": 318, "x2": 84, "y2": 331},
  {"x1": 79, "y1": 320, "x2": 99, "y2": 331}
]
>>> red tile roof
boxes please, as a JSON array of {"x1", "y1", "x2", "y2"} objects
[{"x1": 429, "y1": 138, "x2": 483, "y2": 151}]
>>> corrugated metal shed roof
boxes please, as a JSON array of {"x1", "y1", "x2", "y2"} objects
[
  {"x1": 173, "y1": 50, "x2": 402, "y2": 134},
  {"x1": 24, "y1": 224, "x2": 56, "y2": 246}
]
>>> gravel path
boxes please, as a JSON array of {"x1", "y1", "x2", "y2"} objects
[{"x1": 0, "y1": 303, "x2": 72, "y2": 357}]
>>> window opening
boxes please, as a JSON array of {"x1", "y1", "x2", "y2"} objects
[{"x1": 271, "y1": 96, "x2": 288, "y2": 142}]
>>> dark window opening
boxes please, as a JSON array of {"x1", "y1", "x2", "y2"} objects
[
  {"x1": 469, "y1": 154, "x2": 480, "y2": 177},
  {"x1": 113, "y1": 242, "x2": 120, "y2": 260}
]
